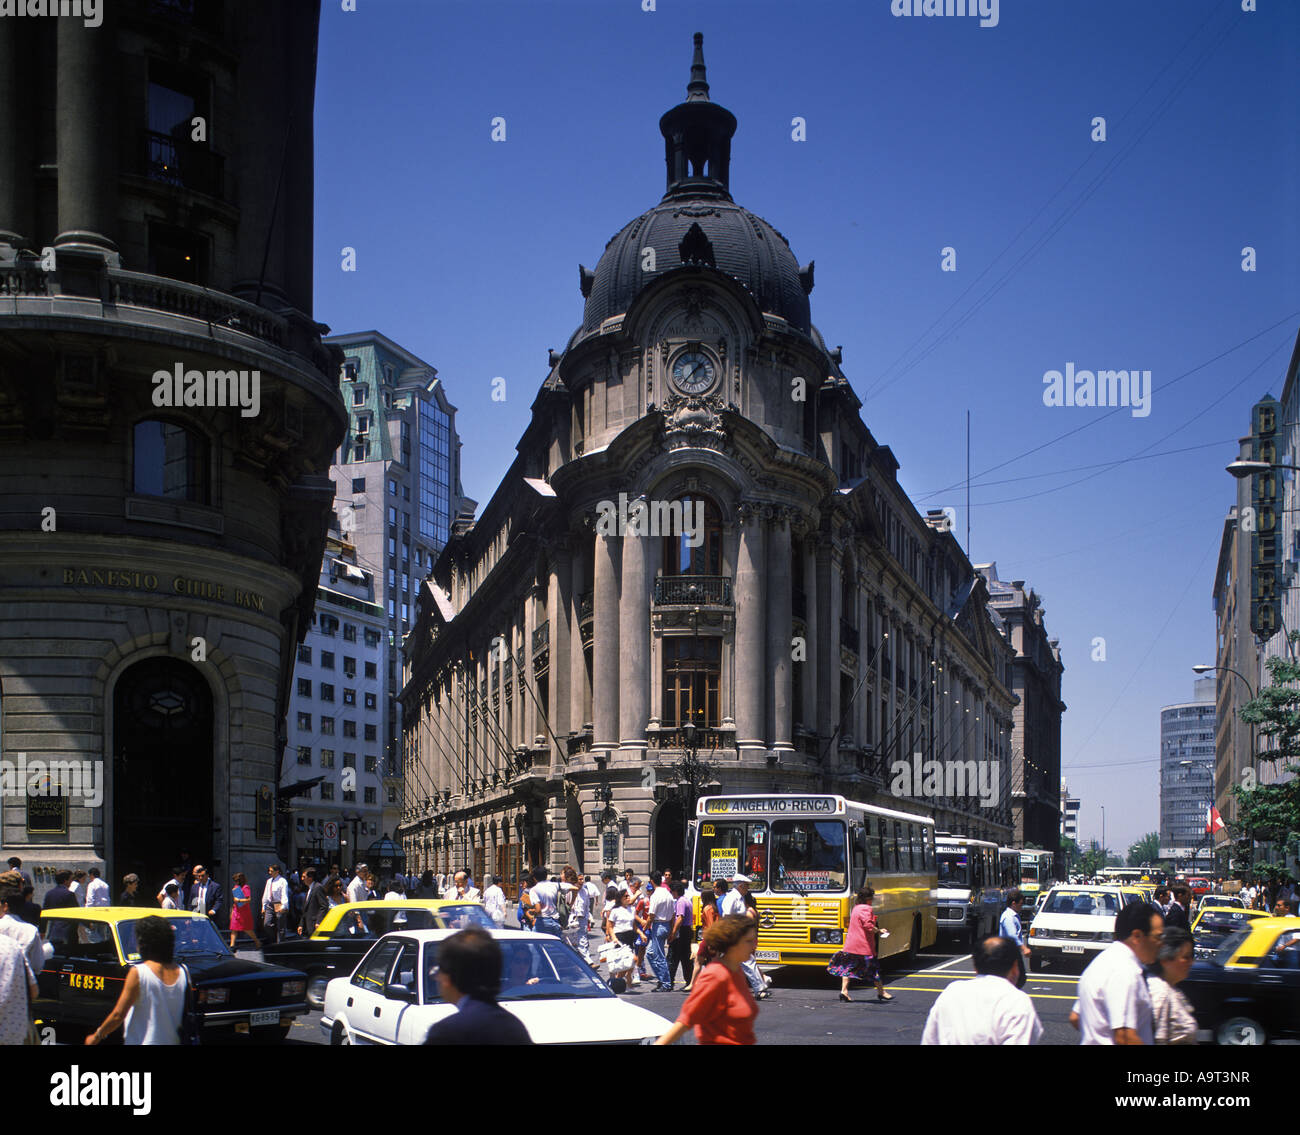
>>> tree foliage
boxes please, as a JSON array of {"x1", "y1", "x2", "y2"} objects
[{"x1": 1127, "y1": 832, "x2": 1161, "y2": 867}]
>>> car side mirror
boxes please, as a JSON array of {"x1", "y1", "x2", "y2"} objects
[{"x1": 384, "y1": 983, "x2": 415, "y2": 1002}]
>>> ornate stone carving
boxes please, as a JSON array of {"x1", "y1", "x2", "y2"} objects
[{"x1": 662, "y1": 390, "x2": 728, "y2": 442}]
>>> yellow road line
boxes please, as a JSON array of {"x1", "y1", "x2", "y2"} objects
[
  {"x1": 904, "y1": 971, "x2": 1079, "y2": 984},
  {"x1": 883, "y1": 985, "x2": 1078, "y2": 1001}
]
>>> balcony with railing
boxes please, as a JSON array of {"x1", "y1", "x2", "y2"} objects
[
  {"x1": 653, "y1": 575, "x2": 733, "y2": 606},
  {"x1": 840, "y1": 618, "x2": 859, "y2": 653},
  {"x1": 144, "y1": 131, "x2": 225, "y2": 199},
  {"x1": 651, "y1": 725, "x2": 731, "y2": 754}
]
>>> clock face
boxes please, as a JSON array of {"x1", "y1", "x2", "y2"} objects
[{"x1": 672, "y1": 350, "x2": 716, "y2": 395}]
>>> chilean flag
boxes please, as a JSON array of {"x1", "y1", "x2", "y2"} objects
[{"x1": 1206, "y1": 805, "x2": 1226, "y2": 834}]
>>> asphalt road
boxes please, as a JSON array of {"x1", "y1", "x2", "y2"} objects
[{"x1": 281, "y1": 937, "x2": 1082, "y2": 1045}]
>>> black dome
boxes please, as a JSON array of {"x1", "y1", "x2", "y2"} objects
[{"x1": 578, "y1": 34, "x2": 812, "y2": 338}]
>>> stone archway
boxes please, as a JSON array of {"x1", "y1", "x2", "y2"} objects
[{"x1": 652, "y1": 798, "x2": 687, "y2": 877}]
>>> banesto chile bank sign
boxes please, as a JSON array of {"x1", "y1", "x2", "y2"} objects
[{"x1": 61, "y1": 566, "x2": 266, "y2": 612}]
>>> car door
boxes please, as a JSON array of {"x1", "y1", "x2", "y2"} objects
[
  {"x1": 340, "y1": 938, "x2": 402, "y2": 1043},
  {"x1": 50, "y1": 918, "x2": 121, "y2": 1031},
  {"x1": 381, "y1": 939, "x2": 424, "y2": 1045},
  {"x1": 1254, "y1": 927, "x2": 1300, "y2": 1038}
]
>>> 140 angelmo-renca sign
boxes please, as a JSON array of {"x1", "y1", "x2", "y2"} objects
[{"x1": 62, "y1": 567, "x2": 266, "y2": 611}]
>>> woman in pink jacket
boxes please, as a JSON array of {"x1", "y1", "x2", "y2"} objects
[{"x1": 827, "y1": 886, "x2": 893, "y2": 1003}]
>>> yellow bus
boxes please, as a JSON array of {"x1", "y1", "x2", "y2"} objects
[{"x1": 689, "y1": 794, "x2": 938, "y2": 967}]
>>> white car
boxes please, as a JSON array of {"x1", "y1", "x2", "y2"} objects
[
  {"x1": 1027, "y1": 885, "x2": 1147, "y2": 970},
  {"x1": 1196, "y1": 894, "x2": 1245, "y2": 911},
  {"x1": 321, "y1": 928, "x2": 674, "y2": 1045}
]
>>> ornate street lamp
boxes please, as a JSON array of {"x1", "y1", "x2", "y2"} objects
[{"x1": 667, "y1": 719, "x2": 716, "y2": 871}]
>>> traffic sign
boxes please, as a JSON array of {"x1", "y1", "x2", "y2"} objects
[{"x1": 323, "y1": 821, "x2": 338, "y2": 841}]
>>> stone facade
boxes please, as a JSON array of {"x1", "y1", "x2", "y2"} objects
[
  {"x1": 398, "y1": 39, "x2": 1015, "y2": 887},
  {"x1": 0, "y1": 1, "x2": 343, "y2": 896}
]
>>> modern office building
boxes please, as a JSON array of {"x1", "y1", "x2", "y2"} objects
[
  {"x1": 398, "y1": 37, "x2": 1016, "y2": 883},
  {"x1": 1060, "y1": 780, "x2": 1080, "y2": 844},
  {"x1": 978, "y1": 564, "x2": 1066, "y2": 850},
  {"x1": 1159, "y1": 678, "x2": 1216, "y2": 865},
  {"x1": 0, "y1": 1, "x2": 344, "y2": 894}
]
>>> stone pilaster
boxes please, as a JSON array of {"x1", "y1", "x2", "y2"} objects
[
  {"x1": 619, "y1": 499, "x2": 650, "y2": 752},
  {"x1": 735, "y1": 502, "x2": 767, "y2": 756},
  {"x1": 55, "y1": 14, "x2": 118, "y2": 257},
  {"x1": 767, "y1": 507, "x2": 794, "y2": 754},
  {"x1": 593, "y1": 530, "x2": 621, "y2": 752}
]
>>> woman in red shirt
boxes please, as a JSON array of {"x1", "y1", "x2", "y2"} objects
[
  {"x1": 654, "y1": 915, "x2": 758, "y2": 1045},
  {"x1": 827, "y1": 886, "x2": 893, "y2": 1003}
]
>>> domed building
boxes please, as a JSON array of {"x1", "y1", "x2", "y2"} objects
[{"x1": 400, "y1": 36, "x2": 1015, "y2": 890}]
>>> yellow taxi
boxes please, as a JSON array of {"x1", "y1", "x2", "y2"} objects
[
  {"x1": 1181, "y1": 916, "x2": 1300, "y2": 1044},
  {"x1": 261, "y1": 899, "x2": 493, "y2": 1008},
  {"x1": 35, "y1": 907, "x2": 307, "y2": 1043}
]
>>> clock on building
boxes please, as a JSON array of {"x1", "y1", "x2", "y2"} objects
[{"x1": 671, "y1": 349, "x2": 716, "y2": 395}]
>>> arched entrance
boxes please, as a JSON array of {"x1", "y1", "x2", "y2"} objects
[
  {"x1": 652, "y1": 800, "x2": 687, "y2": 877},
  {"x1": 112, "y1": 658, "x2": 214, "y2": 892}
]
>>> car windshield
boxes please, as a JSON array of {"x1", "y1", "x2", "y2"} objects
[
  {"x1": 1042, "y1": 890, "x2": 1119, "y2": 916},
  {"x1": 422, "y1": 938, "x2": 614, "y2": 1005},
  {"x1": 118, "y1": 917, "x2": 231, "y2": 961},
  {"x1": 1213, "y1": 928, "x2": 1253, "y2": 965},
  {"x1": 330, "y1": 905, "x2": 493, "y2": 940}
]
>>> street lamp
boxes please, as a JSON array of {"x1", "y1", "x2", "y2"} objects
[
  {"x1": 1226, "y1": 459, "x2": 1300, "y2": 478},
  {"x1": 667, "y1": 719, "x2": 716, "y2": 874}
]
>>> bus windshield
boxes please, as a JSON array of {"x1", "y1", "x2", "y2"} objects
[
  {"x1": 937, "y1": 851, "x2": 972, "y2": 889},
  {"x1": 771, "y1": 821, "x2": 847, "y2": 893},
  {"x1": 693, "y1": 820, "x2": 768, "y2": 891}
]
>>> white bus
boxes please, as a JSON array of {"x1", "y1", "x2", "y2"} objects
[
  {"x1": 689, "y1": 793, "x2": 938, "y2": 968},
  {"x1": 935, "y1": 835, "x2": 1005, "y2": 948}
]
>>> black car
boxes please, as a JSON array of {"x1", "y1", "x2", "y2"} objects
[
  {"x1": 1180, "y1": 918, "x2": 1300, "y2": 1044},
  {"x1": 1190, "y1": 907, "x2": 1271, "y2": 959},
  {"x1": 34, "y1": 908, "x2": 307, "y2": 1043},
  {"x1": 261, "y1": 899, "x2": 494, "y2": 1009}
]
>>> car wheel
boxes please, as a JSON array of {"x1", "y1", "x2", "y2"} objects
[
  {"x1": 1216, "y1": 1016, "x2": 1266, "y2": 1046},
  {"x1": 1029, "y1": 950, "x2": 1042, "y2": 972},
  {"x1": 330, "y1": 1021, "x2": 353, "y2": 1046},
  {"x1": 307, "y1": 974, "x2": 329, "y2": 1010}
]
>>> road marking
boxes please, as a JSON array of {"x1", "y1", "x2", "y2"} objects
[
  {"x1": 907, "y1": 970, "x2": 1079, "y2": 984},
  {"x1": 884, "y1": 985, "x2": 1078, "y2": 1001},
  {"x1": 919, "y1": 954, "x2": 971, "y2": 972}
]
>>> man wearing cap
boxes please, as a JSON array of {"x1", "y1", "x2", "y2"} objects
[{"x1": 727, "y1": 875, "x2": 770, "y2": 1000}]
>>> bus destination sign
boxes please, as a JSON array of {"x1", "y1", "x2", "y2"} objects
[{"x1": 702, "y1": 796, "x2": 840, "y2": 815}]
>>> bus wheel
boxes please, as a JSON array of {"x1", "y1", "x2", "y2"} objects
[{"x1": 904, "y1": 917, "x2": 921, "y2": 965}]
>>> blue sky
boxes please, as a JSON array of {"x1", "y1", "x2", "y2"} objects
[{"x1": 313, "y1": 0, "x2": 1300, "y2": 855}]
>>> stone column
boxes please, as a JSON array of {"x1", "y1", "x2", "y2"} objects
[
  {"x1": 592, "y1": 530, "x2": 621, "y2": 752},
  {"x1": 767, "y1": 508, "x2": 794, "y2": 754},
  {"x1": 523, "y1": 588, "x2": 539, "y2": 747},
  {"x1": 550, "y1": 547, "x2": 572, "y2": 742},
  {"x1": 856, "y1": 572, "x2": 869, "y2": 751},
  {"x1": 801, "y1": 533, "x2": 817, "y2": 736},
  {"x1": 570, "y1": 535, "x2": 588, "y2": 733},
  {"x1": 815, "y1": 533, "x2": 836, "y2": 749},
  {"x1": 734, "y1": 503, "x2": 767, "y2": 757},
  {"x1": 55, "y1": 14, "x2": 118, "y2": 256},
  {"x1": 0, "y1": 19, "x2": 33, "y2": 250},
  {"x1": 619, "y1": 499, "x2": 649, "y2": 753}
]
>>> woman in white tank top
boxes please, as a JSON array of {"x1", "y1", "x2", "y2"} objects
[{"x1": 86, "y1": 916, "x2": 188, "y2": 1045}]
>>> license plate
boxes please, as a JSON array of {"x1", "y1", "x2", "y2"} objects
[
  {"x1": 1062, "y1": 945, "x2": 1085, "y2": 954},
  {"x1": 249, "y1": 1010, "x2": 280, "y2": 1027},
  {"x1": 754, "y1": 950, "x2": 779, "y2": 962}
]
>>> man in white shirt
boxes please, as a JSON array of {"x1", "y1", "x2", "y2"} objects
[
  {"x1": 443, "y1": 871, "x2": 481, "y2": 903},
  {"x1": 645, "y1": 872, "x2": 678, "y2": 991},
  {"x1": 561, "y1": 868, "x2": 595, "y2": 964},
  {"x1": 346, "y1": 864, "x2": 369, "y2": 905},
  {"x1": 528, "y1": 869, "x2": 564, "y2": 937},
  {"x1": 481, "y1": 874, "x2": 507, "y2": 928},
  {"x1": 1071, "y1": 901, "x2": 1163, "y2": 1045},
  {"x1": 261, "y1": 863, "x2": 290, "y2": 945},
  {"x1": 156, "y1": 867, "x2": 188, "y2": 908},
  {"x1": 83, "y1": 867, "x2": 111, "y2": 908},
  {"x1": 922, "y1": 937, "x2": 1043, "y2": 1044},
  {"x1": 0, "y1": 885, "x2": 44, "y2": 981},
  {"x1": 69, "y1": 869, "x2": 88, "y2": 906}
]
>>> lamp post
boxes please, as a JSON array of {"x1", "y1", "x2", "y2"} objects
[
  {"x1": 668, "y1": 720, "x2": 716, "y2": 874},
  {"x1": 1193, "y1": 663, "x2": 1258, "y2": 873},
  {"x1": 341, "y1": 809, "x2": 362, "y2": 872}
]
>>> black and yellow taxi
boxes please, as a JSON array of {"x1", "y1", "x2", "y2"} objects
[
  {"x1": 1188, "y1": 904, "x2": 1271, "y2": 959},
  {"x1": 261, "y1": 899, "x2": 493, "y2": 1008},
  {"x1": 1181, "y1": 916, "x2": 1300, "y2": 1044},
  {"x1": 35, "y1": 907, "x2": 307, "y2": 1043}
]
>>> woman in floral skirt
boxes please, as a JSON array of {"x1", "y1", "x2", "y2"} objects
[{"x1": 827, "y1": 886, "x2": 892, "y2": 1003}]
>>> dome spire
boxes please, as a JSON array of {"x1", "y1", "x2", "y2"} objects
[
  {"x1": 659, "y1": 33, "x2": 737, "y2": 199},
  {"x1": 687, "y1": 32, "x2": 710, "y2": 102}
]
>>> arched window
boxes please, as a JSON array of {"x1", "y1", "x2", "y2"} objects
[
  {"x1": 132, "y1": 418, "x2": 209, "y2": 503},
  {"x1": 661, "y1": 495, "x2": 722, "y2": 576},
  {"x1": 662, "y1": 636, "x2": 721, "y2": 729}
]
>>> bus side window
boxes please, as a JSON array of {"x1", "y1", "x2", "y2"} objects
[
  {"x1": 867, "y1": 816, "x2": 883, "y2": 873},
  {"x1": 898, "y1": 822, "x2": 911, "y2": 872}
]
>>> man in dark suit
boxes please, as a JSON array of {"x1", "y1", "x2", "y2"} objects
[
  {"x1": 424, "y1": 928, "x2": 533, "y2": 1046},
  {"x1": 1164, "y1": 885, "x2": 1191, "y2": 930},
  {"x1": 299, "y1": 868, "x2": 328, "y2": 938},
  {"x1": 43, "y1": 870, "x2": 79, "y2": 910},
  {"x1": 190, "y1": 865, "x2": 222, "y2": 923}
]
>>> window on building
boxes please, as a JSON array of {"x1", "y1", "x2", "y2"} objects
[
  {"x1": 401, "y1": 604, "x2": 409, "y2": 624},
  {"x1": 343, "y1": 688, "x2": 356, "y2": 706},
  {"x1": 364, "y1": 661, "x2": 377, "y2": 680},
  {"x1": 388, "y1": 478, "x2": 398, "y2": 496},
  {"x1": 297, "y1": 644, "x2": 311, "y2": 664},
  {"x1": 320, "y1": 716, "x2": 335, "y2": 735},
  {"x1": 344, "y1": 624, "x2": 357, "y2": 643},
  {"x1": 297, "y1": 678, "x2": 311, "y2": 697},
  {"x1": 344, "y1": 753, "x2": 356, "y2": 768},
  {"x1": 297, "y1": 745, "x2": 311, "y2": 765},
  {"x1": 365, "y1": 629, "x2": 381, "y2": 648},
  {"x1": 388, "y1": 569, "x2": 396, "y2": 589},
  {"x1": 321, "y1": 652, "x2": 335, "y2": 670},
  {"x1": 320, "y1": 749, "x2": 335, "y2": 768},
  {"x1": 365, "y1": 692, "x2": 377, "y2": 710},
  {"x1": 365, "y1": 754, "x2": 377, "y2": 773},
  {"x1": 661, "y1": 496, "x2": 722, "y2": 576},
  {"x1": 321, "y1": 782, "x2": 335, "y2": 801},
  {"x1": 388, "y1": 600, "x2": 396, "y2": 618},
  {"x1": 320, "y1": 684, "x2": 335, "y2": 702},
  {"x1": 296, "y1": 712, "x2": 311, "y2": 731},
  {"x1": 661, "y1": 637, "x2": 721, "y2": 728},
  {"x1": 296, "y1": 817, "x2": 305, "y2": 831},
  {"x1": 364, "y1": 724, "x2": 377, "y2": 742},
  {"x1": 351, "y1": 477, "x2": 365, "y2": 493},
  {"x1": 388, "y1": 538, "x2": 396, "y2": 557},
  {"x1": 343, "y1": 720, "x2": 357, "y2": 739},
  {"x1": 343, "y1": 360, "x2": 359, "y2": 382},
  {"x1": 388, "y1": 786, "x2": 397, "y2": 804},
  {"x1": 364, "y1": 787, "x2": 376, "y2": 804},
  {"x1": 132, "y1": 419, "x2": 210, "y2": 503},
  {"x1": 344, "y1": 656, "x2": 357, "y2": 678},
  {"x1": 388, "y1": 507, "x2": 397, "y2": 524},
  {"x1": 352, "y1": 385, "x2": 368, "y2": 408}
]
